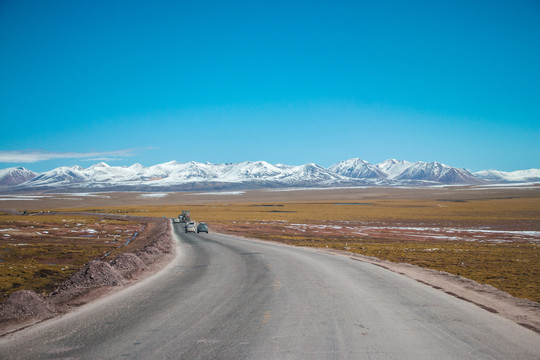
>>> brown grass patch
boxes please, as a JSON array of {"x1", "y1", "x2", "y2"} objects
[
  {"x1": 0, "y1": 213, "x2": 145, "y2": 303},
  {"x1": 216, "y1": 221, "x2": 539, "y2": 301}
]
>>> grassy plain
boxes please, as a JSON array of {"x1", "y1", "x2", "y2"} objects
[
  {"x1": 2, "y1": 186, "x2": 539, "y2": 303},
  {"x1": 56, "y1": 193, "x2": 540, "y2": 302},
  {"x1": 0, "y1": 212, "x2": 144, "y2": 302},
  {"x1": 54, "y1": 196, "x2": 538, "y2": 223}
]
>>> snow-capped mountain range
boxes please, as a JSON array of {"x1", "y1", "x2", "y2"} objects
[
  {"x1": 0, "y1": 159, "x2": 538, "y2": 193},
  {"x1": 473, "y1": 169, "x2": 540, "y2": 183}
]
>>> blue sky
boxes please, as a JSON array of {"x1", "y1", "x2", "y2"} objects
[{"x1": 1, "y1": 0, "x2": 539, "y2": 172}]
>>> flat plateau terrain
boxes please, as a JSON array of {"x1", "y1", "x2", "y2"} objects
[
  {"x1": 2, "y1": 229, "x2": 539, "y2": 359},
  {"x1": 3, "y1": 185, "x2": 540, "y2": 208},
  {"x1": 1, "y1": 185, "x2": 539, "y2": 303}
]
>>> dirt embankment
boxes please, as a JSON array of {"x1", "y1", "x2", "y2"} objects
[{"x1": 0, "y1": 216, "x2": 173, "y2": 335}]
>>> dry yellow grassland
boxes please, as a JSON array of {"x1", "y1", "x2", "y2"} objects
[
  {"x1": 58, "y1": 196, "x2": 539, "y2": 225},
  {"x1": 0, "y1": 213, "x2": 143, "y2": 302},
  {"x1": 29, "y1": 195, "x2": 540, "y2": 302}
]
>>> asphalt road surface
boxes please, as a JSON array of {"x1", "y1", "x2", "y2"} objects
[{"x1": 1, "y1": 224, "x2": 539, "y2": 359}]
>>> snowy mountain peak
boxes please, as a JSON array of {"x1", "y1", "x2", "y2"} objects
[
  {"x1": 329, "y1": 158, "x2": 386, "y2": 179},
  {"x1": 0, "y1": 167, "x2": 38, "y2": 187},
  {"x1": 129, "y1": 163, "x2": 145, "y2": 170},
  {"x1": 394, "y1": 161, "x2": 481, "y2": 184},
  {"x1": 375, "y1": 159, "x2": 412, "y2": 179},
  {"x1": 54, "y1": 165, "x2": 84, "y2": 172},
  {"x1": 87, "y1": 162, "x2": 111, "y2": 170},
  {"x1": 2, "y1": 158, "x2": 533, "y2": 192},
  {"x1": 220, "y1": 161, "x2": 284, "y2": 180},
  {"x1": 164, "y1": 160, "x2": 182, "y2": 166},
  {"x1": 26, "y1": 166, "x2": 88, "y2": 186},
  {"x1": 301, "y1": 163, "x2": 323, "y2": 170}
]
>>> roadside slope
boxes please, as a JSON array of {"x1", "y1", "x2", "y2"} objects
[{"x1": 0, "y1": 215, "x2": 174, "y2": 335}]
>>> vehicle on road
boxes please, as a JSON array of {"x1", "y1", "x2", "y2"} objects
[
  {"x1": 185, "y1": 222, "x2": 197, "y2": 233},
  {"x1": 173, "y1": 218, "x2": 180, "y2": 223},
  {"x1": 179, "y1": 210, "x2": 191, "y2": 223},
  {"x1": 197, "y1": 222, "x2": 208, "y2": 233}
]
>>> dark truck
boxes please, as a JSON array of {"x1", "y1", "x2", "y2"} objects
[{"x1": 179, "y1": 210, "x2": 191, "y2": 223}]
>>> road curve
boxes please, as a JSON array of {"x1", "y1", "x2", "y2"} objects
[{"x1": 1, "y1": 224, "x2": 539, "y2": 359}]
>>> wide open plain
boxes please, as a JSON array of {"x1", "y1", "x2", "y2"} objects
[
  {"x1": 2, "y1": 184, "x2": 540, "y2": 209},
  {"x1": 1, "y1": 185, "x2": 539, "y2": 343},
  {"x1": 1, "y1": 225, "x2": 540, "y2": 359}
]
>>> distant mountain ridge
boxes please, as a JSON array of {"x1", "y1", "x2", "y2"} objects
[{"x1": 0, "y1": 159, "x2": 538, "y2": 193}]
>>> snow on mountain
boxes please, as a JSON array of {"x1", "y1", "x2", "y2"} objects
[
  {"x1": 393, "y1": 161, "x2": 482, "y2": 184},
  {"x1": 26, "y1": 166, "x2": 88, "y2": 186},
  {"x1": 152, "y1": 161, "x2": 219, "y2": 184},
  {"x1": 2, "y1": 158, "x2": 532, "y2": 192},
  {"x1": 16, "y1": 163, "x2": 141, "y2": 188},
  {"x1": 329, "y1": 159, "x2": 387, "y2": 179},
  {"x1": 84, "y1": 162, "x2": 143, "y2": 183},
  {"x1": 328, "y1": 158, "x2": 481, "y2": 184},
  {"x1": 0, "y1": 167, "x2": 38, "y2": 187},
  {"x1": 376, "y1": 159, "x2": 412, "y2": 179},
  {"x1": 216, "y1": 161, "x2": 284, "y2": 183},
  {"x1": 143, "y1": 161, "x2": 183, "y2": 179},
  {"x1": 474, "y1": 170, "x2": 504, "y2": 182},
  {"x1": 87, "y1": 162, "x2": 110, "y2": 170},
  {"x1": 474, "y1": 169, "x2": 540, "y2": 183},
  {"x1": 3, "y1": 160, "x2": 352, "y2": 191},
  {"x1": 282, "y1": 163, "x2": 345, "y2": 184}
]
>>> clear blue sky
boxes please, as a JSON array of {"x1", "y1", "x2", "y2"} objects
[{"x1": 1, "y1": 0, "x2": 539, "y2": 172}]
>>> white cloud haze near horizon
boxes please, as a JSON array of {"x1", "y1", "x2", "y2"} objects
[{"x1": 0, "y1": 149, "x2": 136, "y2": 163}]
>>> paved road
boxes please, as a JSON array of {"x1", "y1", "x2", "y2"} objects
[{"x1": 1, "y1": 224, "x2": 539, "y2": 359}]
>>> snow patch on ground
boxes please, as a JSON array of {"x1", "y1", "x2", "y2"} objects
[
  {"x1": 51, "y1": 193, "x2": 111, "y2": 198},
  {"x1": 192, "y1": 191, "x2": 246, "y2": 195},
  {"x1": 469, "y1": 183, "x2": 540, "y2": 189},
  {"x1": 267, "y1": 186, "x2": 371, "y2": 192},
  {"x1": 139, "y1": 193, "x2": 168, "y2": 198},
  {"x1": 0, "y1": 195, "x2": 50, "y2": 201},
  {"x1": 284, "y1": 223, "x2": 540, "y2": 242}
]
